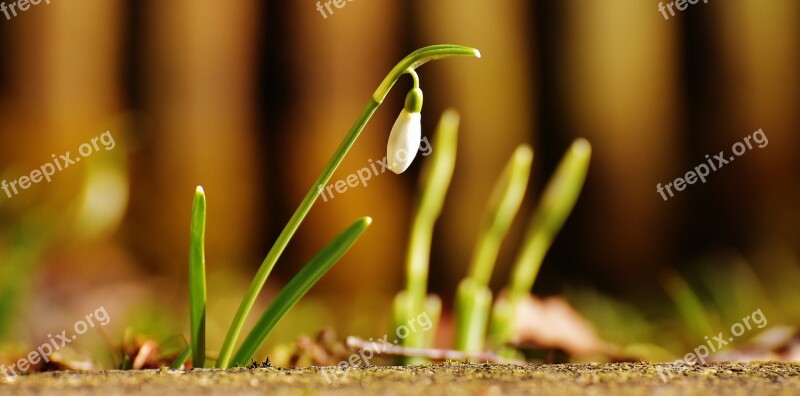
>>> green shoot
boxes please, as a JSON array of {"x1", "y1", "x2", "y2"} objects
[
  {"x1": 189, "y1": 186, "x2": 207, "y2": 368},
  {"x1": 216, "y1": 45, "x2": 480, "y2": 369},
  {"x1": 455, "y1": 145, "x2": 532, "y2": 354},
  {"x1": 394, "y1": 109, "x2": 459, "y2": 364},
  {"x1": 490, "y1": 138, "x2": 591, "y2": 349},
  {"x1": 229, "y1": 217, "x2": 372, "y2": 367},
  {"x1": 120, "y1": 355, "x2": 131, "y2": 370},
  {"x1": 170, "y1": 346, "x2": 192, "y2": 369},
  {"x1": 454, "y1": 278, "x2": 492, "y2": 355},
  {"x1": 663, "y1": 273, "x2": 714, "y2": 339},
  {"x1": 392, "y1": 292, "x2": 442, "y2": 364}
]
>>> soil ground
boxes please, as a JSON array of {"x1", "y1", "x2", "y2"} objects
[{"x1": 2, "y1": 362, "x2": 799, "y2": 395}]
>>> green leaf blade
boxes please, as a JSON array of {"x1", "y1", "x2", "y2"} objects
[
  {"x1": 468, "y1": 144, "x2": 533, "y2": 287},
  {"x1": 189, "y1": 186, "x2": 207, "y2": 368},
  {"x1": 508, "y1": 138, "x2": 591, "y2": 300},
  {"x1": 171, "y1": 345, "x2": 192, "y2": 369},
  {"x1": 230, "y1": 217, "x2": 372, "y2": 366}
]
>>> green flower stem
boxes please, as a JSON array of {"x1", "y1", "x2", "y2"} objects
[
  {"x1": 189, "y1": 186, "x2": 207, "y2": 368},
  {"x1": 394, "y1": 110, "x2": 459, "y2": 364},
  {"x1": 230, "y1": 217, "x2": 372, "y2": 367},
  {"x1": 373, "y1": 45, "x2": 480, "y2": 103},
  {"x1": 216, "y1": 45, "x2": 480, "y2": 369},
  {"x1": 409, "y1": 69, "x2": 420, "y2": 90},
  {"x1": 455, "y1": 145, "x2": 532, "y2": 353}
]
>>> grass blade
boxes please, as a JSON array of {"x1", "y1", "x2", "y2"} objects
[
  {"x1": 189, "y1": 186, "x2": 207, "y2": 368},
  {"x1": 230, "y1": 217, "x2": 372, "y2": 366}
]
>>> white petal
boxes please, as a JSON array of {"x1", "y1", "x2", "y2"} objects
[{"x1": 386, "y1": 110, "x2": 422, "y2": 174}]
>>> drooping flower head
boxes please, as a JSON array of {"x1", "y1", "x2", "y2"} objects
[{"x1": 387, "y1": 85, "x2": 423, "y2": 174}]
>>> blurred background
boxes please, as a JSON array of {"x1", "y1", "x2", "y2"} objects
[{"x1": 0, "y1": 0, "x2": 798, "y2": 365}]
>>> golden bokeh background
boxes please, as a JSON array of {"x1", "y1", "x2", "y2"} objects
[{"x1": 0, "y1": 0, "x2": 797, "y2": 360}]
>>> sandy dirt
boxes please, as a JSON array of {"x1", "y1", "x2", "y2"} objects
[{"x1": 2, "y1": 362, "x2": 799, "y2": 395}]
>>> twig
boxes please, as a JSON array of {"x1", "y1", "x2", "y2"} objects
[{"x1": 345, "y1": 336, "x2": 526, "y2": 364}]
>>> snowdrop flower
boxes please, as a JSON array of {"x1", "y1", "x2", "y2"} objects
[{"x1": 387, "y1": 86, "x2": 423, "y2": 174}]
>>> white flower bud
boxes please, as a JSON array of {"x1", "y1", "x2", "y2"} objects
[
  {"x1": 387, "y1": 109, "x2": 422, "y2": 174},
  {"x1": 387, "y1": 87, "x2": 423, "y2": 174}
]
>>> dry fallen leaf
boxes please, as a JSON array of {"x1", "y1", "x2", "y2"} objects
[
  {"x1": 712, "y1": 325, "x2": 800, "y2": 362},
  {"x1": 508, "y1": 293, "x2": 616, "y2": 358}
]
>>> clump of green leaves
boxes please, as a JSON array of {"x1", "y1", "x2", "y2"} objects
[
  {"x1": 183, "y1": 187, "x2": 371, "y2": 369},
  {"x1": 398, "y1": 136, "x2": 591, "y2": 359},
  {"x1": 489, "y1": 139, "x2": 592, "y2": 352}
]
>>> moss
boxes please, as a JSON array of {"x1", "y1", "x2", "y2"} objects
[{"x1": 2, "y1": 362, "x2": 799, "y2": 395}]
